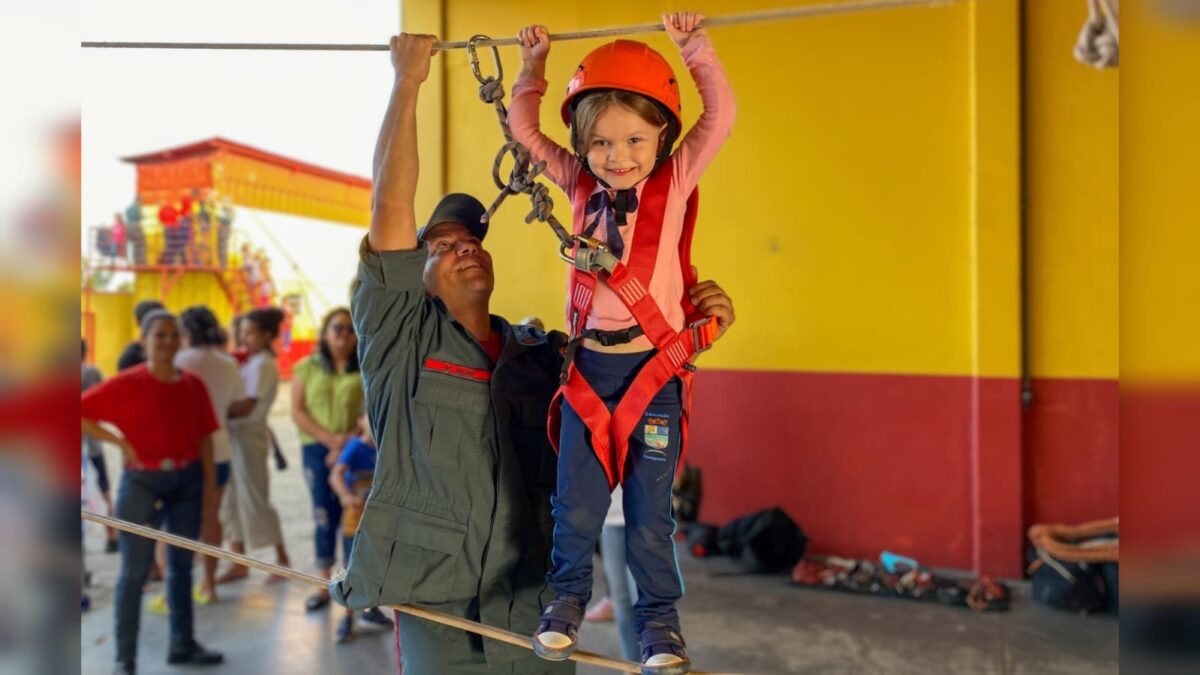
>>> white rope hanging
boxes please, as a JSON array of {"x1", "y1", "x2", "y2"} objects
[{"x1": 1074, "y1": 0, "x2": 1119, "y2": 68}]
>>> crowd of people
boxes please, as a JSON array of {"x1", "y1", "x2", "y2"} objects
[
  {"x1": 95, "y1": 191, "x2": 237, "y2": 270},
  {"x1": 81, "y1": 299, "x2": 386, "y2": 673}
]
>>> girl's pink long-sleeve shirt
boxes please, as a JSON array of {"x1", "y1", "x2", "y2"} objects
[{"x1": 508, "y1": 32, "x2": 735, "y2": 349}]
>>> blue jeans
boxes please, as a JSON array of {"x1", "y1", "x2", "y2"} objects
[
  {"x1": 302, "y1": 443, "x2": 342, "y2": 569},
  {"x1": 551, "y1": 349, "x2": 685, "y2": 635},
  {"x1": 113, "y1": 462, "x2": 203, "y2": 663},
  {"x1": 601, "y1": 524, "x2": 641, "y2": 661}
]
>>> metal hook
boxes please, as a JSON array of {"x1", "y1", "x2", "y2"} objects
[
  {"x1": 467, "y1": 34, "x2": 503, "y2": 85},
  {"x1": 559, "y1": 241, "x2": 576, "y2": 264}
]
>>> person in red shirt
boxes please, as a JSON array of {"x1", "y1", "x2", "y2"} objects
[
  {"x1": 81, "y1": 309, "x2": 225, "y2": 673},
  {"x1": 158, "y1": 199, "x2": 186, "y2": 265}
]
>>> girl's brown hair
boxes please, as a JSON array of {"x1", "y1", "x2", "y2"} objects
[{"x1": 570, "y1": 90, "x2": 669, "y2": 156}]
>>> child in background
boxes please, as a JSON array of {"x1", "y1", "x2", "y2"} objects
[{"x1": 328, "y1": 412, "x2": 393, "y2": 643}]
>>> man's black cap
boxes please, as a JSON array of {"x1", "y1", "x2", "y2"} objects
[{"x1": 416, "y1": 193, "x2": 488, "y2": 245}]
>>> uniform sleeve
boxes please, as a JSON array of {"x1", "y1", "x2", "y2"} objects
[
  {"x1": 508, "y1": 72, "x2": 580, "y2": 194},
  {"x1": 80, "y1": 375, "x2": 126, "y2": 424},
  {"x1": 671, "y1": 31, "x2": 736, "y2": 194},
  {"x1": 352, "y1": 237, "x2": 437, "y2": 377}
]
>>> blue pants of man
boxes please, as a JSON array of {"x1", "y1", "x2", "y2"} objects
[
  {"x1": 113, "y1": 462, "x2": 203, "y2": 664},
  {"x1": 550, "y1": 348, "x2": 684, "y2": 635}
]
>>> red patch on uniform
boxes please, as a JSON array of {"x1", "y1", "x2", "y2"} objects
[{"x1": 423, "y1": 357, "x2": 491, "y2": 382}]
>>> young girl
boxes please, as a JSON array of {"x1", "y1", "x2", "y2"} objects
[
  {"x1": 217, "y1": 307, "x2": 293, "y2": 585},
  {"x1": 512, "y1": 12, "x2": 734, "y2": 674}
]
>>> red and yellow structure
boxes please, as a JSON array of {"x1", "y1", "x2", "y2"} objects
[
  {"x1": 83, "y1": 138, "x2": 372, "y2": 377},
  {"x1": 401, "y1": 0, "x2": 1133, "y2": 576}
]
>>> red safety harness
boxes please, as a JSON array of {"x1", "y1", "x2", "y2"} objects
[{"x1": 547, "y1": 163, "x2": 719, "y2": 489}]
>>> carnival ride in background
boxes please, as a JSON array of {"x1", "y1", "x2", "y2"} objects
[{"x1": 81, "y1": 138, "x2": 372, "y2": 377}]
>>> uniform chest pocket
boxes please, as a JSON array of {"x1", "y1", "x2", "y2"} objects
[{"x1": 412, "y1": 371, "x2": 491, "y2": 470}]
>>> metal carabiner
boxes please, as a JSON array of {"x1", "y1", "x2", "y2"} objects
[
  {"x1": 558, "y1": 234, "x2": 600, "y2": 264},
  {"x1": 561, "y1": 235, "x2": 617, "y2": 272},
  {"x1": 467, "y1": 35, "x2": 503, "y2": 86},
  {"x1": 558, "y1": 240, "x2": 577, "y2": 264}
]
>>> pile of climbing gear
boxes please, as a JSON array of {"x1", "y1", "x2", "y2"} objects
[
  {"x1": 790, "y1": 552, "x2": 1010, "y2": 612},
  {"x1": 1027, "y1": 517, "x2": 1118, "y2": 615}
]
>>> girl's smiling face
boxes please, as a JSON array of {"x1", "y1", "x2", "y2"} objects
[{"x1": 584, "y1": 104, "x2": 666, "y2": 190}]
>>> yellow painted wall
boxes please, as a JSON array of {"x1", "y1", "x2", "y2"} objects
[
  {"x1": 84, "y1": 292, "x2": 134, "y2": 376},
  {"x1": 132, "y1": 270, "x2": 235, "y2": 328},
  {"x1": 1121, "y1": 2, "x2": 1200, "y2": 384},
  {"x1": 1023, "y1": 0, "x2": 1118, "y2": 380},
  {"x1": 83, "y1": 271, "x2": 235, "y2": 375},
  {"x1": 409, "y1": 0, "x2": 1022, "y2": 377}
]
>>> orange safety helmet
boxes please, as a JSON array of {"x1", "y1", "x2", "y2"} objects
[
  {"x1": 560, "y1": 40, "x2": 681, "y2": 127},
  {"x1": 561, "y1": 39, "x2": 683, "y2": 173}
]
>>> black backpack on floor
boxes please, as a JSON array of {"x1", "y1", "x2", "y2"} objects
[{"x1": 688, "y1": 508, "x2": 807, "y2": 574}]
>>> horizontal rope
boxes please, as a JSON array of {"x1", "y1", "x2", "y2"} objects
[
  {"x1": 82, "y1": 509, "x2": 727, "y2": 673},
  {"x1": 81, "y1": 0, "x2": 963, "y2": 52}
]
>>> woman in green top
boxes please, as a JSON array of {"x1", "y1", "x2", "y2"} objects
[{"x1": 290, "y1": 307, "x2": 364, "y2": 611}]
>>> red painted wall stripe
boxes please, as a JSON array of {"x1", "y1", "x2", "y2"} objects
[
  {"x1": 1023, "y1": 378, "x2": 1119, "y2": 526},
  {"x1": 687, "y1": 370, "x2": 1047, "y2": 577},
  {"x1": 688, "y1": 370, "x2": 1121, "y2": 577}
]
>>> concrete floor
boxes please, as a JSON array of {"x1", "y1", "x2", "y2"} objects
[{"x1": 82, "y1": 384, "x2": 1118, "y2": 674}]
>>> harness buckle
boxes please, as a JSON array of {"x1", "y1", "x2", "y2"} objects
[
  {"x1": 689, "y1": 317, "x2": 715, "y2": 355},
  {"x1": 586, "y1": 326, "x2": 643, "y2": 347}
]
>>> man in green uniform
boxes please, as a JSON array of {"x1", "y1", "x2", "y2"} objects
[{"x1": 330, "y1": 34, "x2": 736, "y2": 675}]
